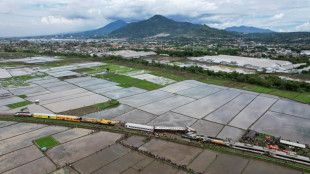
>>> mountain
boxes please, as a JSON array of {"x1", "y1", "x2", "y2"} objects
[
  {"x1": 109, "y1": 15, "x2": 233, "y2": 38},
  {"x1": 62, "y1": 20, "x2": 127, "y2": 37},
  {"x1": 225, "y1": 26, "x2": 274, "y2": 33},
  {"x1": 195, "y1": 25, "x2": 237, "y2": 38}
]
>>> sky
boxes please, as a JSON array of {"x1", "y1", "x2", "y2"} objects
[{"x1": 0, "y1": 0, "x2": 310, "y2": 37}]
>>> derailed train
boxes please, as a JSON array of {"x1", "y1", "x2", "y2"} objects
[
  {"x1": 13, "y1": 111, "x2": 310, "y2": 166},
  {"x1": 182, "y1": 131, "x2": 310, "y2": 166}
]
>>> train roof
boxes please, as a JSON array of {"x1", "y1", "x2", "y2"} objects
[
  {"x1": 125, "y1": 123, "x2": 154, "y2": 129},
  {"x1": 280, "y1": 139, "x2": 306, "y2": 149},
  {"x1": 154, "y1": 126, "x2": 187, "y2": 130}
]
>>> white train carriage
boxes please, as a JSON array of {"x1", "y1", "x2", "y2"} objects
[
  {"x1": 154, "y1": 126, "x2": 188, "y2": 133},
  {"x1": 125, "y1": 123, "x2": 154, "y2": 132}
]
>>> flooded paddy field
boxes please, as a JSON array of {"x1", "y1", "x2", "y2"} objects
[
  {"x1": 159, "y1": 81, "x2": 199, "y2": 93},
  {"x1": 0, "y1": 125, "x2": 69, "y2": 155},
  {"x1": 0, "y1": 122, "x2": 46, "y2": 140},
  {"x1": 92, "y1": 151, "x2": 146, "y2": 174},
  {"x1": 203, "y1": 153, "x2": 249, "y2": 174},
  {"x1": 43, "y1": 93, "x2": 109, "y2": 113},
  {"x1": 0, "y1": 121, "x2": 16, "y2": 128},
  {"x1": 0, "y1": 121, "x2": 307, "y2": 174},
  {"x1": 119, "y1": 90, "x2": 175, "y2": 107},
  {"x1": 46, "y1": 131, "x2": 123, "y2": 166},
  {"x1": 173, "y1": 90, "x2": 240, "y2": 119},
  {"x1": 139, "y1": 95, "x2": 195, "y2": 115},
  {"x1": 0, "y1": 145, "x2": 44, "y2": 173},
  {"x1": 122, "y1": 135, "x2": 146, "y2": 147},
  {"x1": 3, "y1": 157, "x2": 56, "y2": 174},
  {"x1": 0, "y1": 64, "x2": 309, "y2": 144},
  {"x1": 216, "y1": 126, "x2": 245, "y2": 140},
  {"x1": 187, "y1": 150, "x2": 219, "y2": 173},
  {"x1": 113, "y1": 109, "x2": 156, "y2": 124},
  {"x1": 270, "y1": 100, "x2": 310, "y2": 119},
  {"x1": 102, "y1": 87, "x2": 147, "y2": 99},
  {"x1": 52, "y1": 128, "x2": 93, "y2": 143},
  {"x1": 205, "y1": 93, "x2": 256, "y2": 124},
  {"x1": 73, "y1": 144, "x2": 131, "y2": 174},
  {"x1": 0, "y1": 58, "x2": 310, "y2": 173},
  {"x1": 135, "y1": 160, "x2": 180, "y2": 174},
  {"x1": 139, "y1": 139, "x2": 203, "y2": 165},
  {"x1": 51, "y1": 166, "x2": 79, "y2": 174},
  {"x1": 242, "y1": 159, "x2": 301, "y2": 174},
  {"x1": 191, "y1": 120, "x2": 224, "y2": 137},
  {"x1": 176, "y1": 85, "x2": 221, "y2": 99},
  {"x1": 228, "y1": 96, "x2": 277, "y2": 129},
  {"x1": 147, "y1": 111, "x2": 197, "y2": 127}
]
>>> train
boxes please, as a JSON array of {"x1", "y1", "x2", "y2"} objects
[
  {"x1": 13, "y1": 112, "x2": 193, "y2": 133},
  {"x1": 12, "y1": 111, "x2": 310, "y2": 166}
]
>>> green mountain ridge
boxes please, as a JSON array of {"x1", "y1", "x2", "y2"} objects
[{"x1": 109, "y1": 15, "x2": 234, "y2": 38}]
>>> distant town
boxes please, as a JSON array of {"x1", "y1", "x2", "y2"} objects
[{"x1": 1, "y1": 36, "x2": 310, "y2": 75}]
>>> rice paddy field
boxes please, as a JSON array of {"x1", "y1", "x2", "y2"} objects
[{"x1": 0, "y1": 53, "x2": 309, "y2": 173}]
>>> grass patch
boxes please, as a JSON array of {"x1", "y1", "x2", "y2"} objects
[
  {"x1": 0, "y1": 62, "x2": 26, "y2": 67},
  {"x1": 97, "y1": 73, "x2": 163, "y2": 90},
  {"x1": 118, "y1": 84, "x2": 131, "y2": 88},
  {"x1": 93, "y1": 99, "x2": 119, "y2": 110},
  {"x1": 294, "y1": 93, "x2": 310, "y2": 103},
  {"x1": 173, "y1": 62, "x2": 183, "y2": 66},
  {"x1": 35, "y1": 136, "x2": 58, "y2": 148},
  {"x1": 236, "y1": 84, "x2": 273, "y2": 93},
  {"x1": 236, "y1": 83, "x2": 310, "y2": 103},
  {"x1": 7, "y1": 101, "x2": 32, "y2": 109},
  {"x1": 18, "y1": 95, "x2": 27, "y2": 99},
  {"x1": 269, "y1": 90, "x2": 300, "y2": 99}
]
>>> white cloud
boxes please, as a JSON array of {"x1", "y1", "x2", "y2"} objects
[
  {"x1": 296, "y1": 22, "x2": 310, "y2": 31},
  {"x1": 1, "y1": 0, "x2": 310, "y2": 36},
  {"x1": 271, "y1": 13, "x2": 284, "y2": 20},
  {"x1": 41, "y1": 16, "x2": 81, "y2": 24}
]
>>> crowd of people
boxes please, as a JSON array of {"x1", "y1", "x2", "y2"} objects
[{"x1": 118, "y1": 137, "x2": 203, "y2": 174}]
